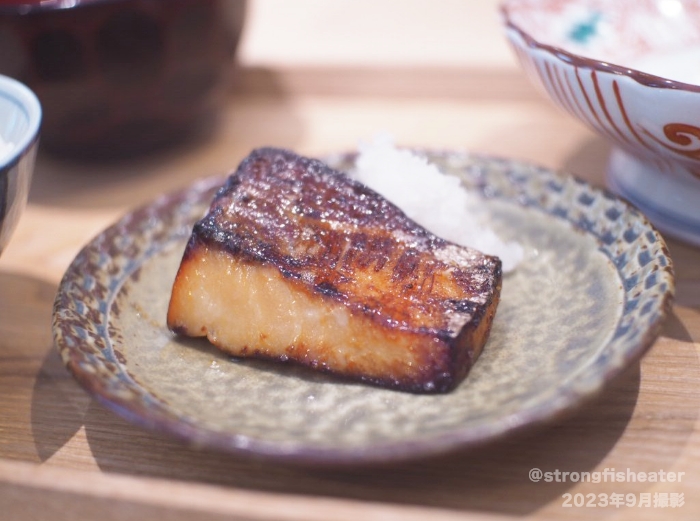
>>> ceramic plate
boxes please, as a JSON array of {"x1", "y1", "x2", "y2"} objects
[{"x1": 53, "y1": 151, "x2": 674, "y2": 464}]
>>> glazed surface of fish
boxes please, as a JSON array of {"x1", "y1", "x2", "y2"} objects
[{"x1": 167, "y1": 148, "x2": 502, "y2": 393}]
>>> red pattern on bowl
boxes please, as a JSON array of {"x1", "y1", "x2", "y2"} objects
[{"x1": 502, "y1": 0, "x2": 700, "y2": 245}]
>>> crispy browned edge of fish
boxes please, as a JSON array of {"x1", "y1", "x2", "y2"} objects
[{"x1": 168, "y1": 147, "x2": 503, "y2": 393}]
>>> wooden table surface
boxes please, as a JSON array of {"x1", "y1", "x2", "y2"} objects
[{"x1": 1, "y1": 66, "x2": 699, "y2": 521}]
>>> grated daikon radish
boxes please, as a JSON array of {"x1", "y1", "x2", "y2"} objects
[{"x1": 351, "y1": 135, "x2": 523, "y2": 272}]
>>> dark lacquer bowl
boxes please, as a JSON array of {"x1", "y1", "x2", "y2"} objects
[
  {"x1": 0, "y1": 0, "x2": 245, "y2": 158},
  {"x1": 0, "y1": 73, "x2": 41, "y2": 255}
]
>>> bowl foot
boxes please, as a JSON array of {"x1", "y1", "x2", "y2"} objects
[{"x1": 607, "y1": 148, "x2": 700, "y2": 246}]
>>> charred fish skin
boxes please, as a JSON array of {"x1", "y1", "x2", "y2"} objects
[{"x1": 167, "y1": 147, "x2": 502, "y2": 393}]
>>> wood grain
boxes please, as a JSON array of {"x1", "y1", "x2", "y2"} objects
[{"x1": 0, "y1": 66, "x2": 698, "y2": 520}]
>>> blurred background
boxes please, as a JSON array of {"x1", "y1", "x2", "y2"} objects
[
  {"x1": 239, "y1": 0, "x2": 515, "y2": 69},
  {"x1": 0, "y1": 0, "x2": 520, "y2": 159},
  {"x1": 1, "y1": 0, "x2": 556, "y2": 212}
]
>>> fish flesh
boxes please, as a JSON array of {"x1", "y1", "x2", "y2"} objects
[{"x1": 167, "y1": 148, "x2": 502, "y2": 393}]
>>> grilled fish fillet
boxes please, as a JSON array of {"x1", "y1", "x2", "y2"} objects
[{"x1": 167, "y1": 148, "x2": 502, "y2": 393}]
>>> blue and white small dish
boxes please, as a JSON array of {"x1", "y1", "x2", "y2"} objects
[{"x1": 0, "y1": 74, "x2": 41, "y2": 255}]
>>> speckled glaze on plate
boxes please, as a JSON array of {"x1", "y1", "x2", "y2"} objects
[{"x1": 53, "y1": 151, "x2": 674, "y2": 464}]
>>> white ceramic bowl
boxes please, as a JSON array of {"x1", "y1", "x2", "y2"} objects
[
  {"x1": 502, "y1": 0, "x2": 700, "y2": 245},
  {"x1": 0, "y1": 74, "x2": 41, "y2": 255}
]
